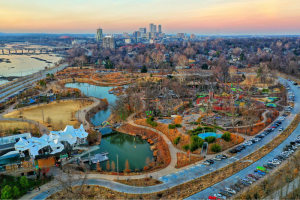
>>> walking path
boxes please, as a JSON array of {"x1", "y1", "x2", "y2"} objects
[
  {"x1": 21, "y1": 77, "x2": 294, "y2": 199},
  {"x1": 74, "y1": 97, "x2": 101, "y2": 130},
  {"x1": 0, "y1": 102, "x2": 50, "y2": 135}
]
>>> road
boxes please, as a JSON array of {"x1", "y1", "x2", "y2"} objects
[
  {"x1": 0, "y1": 63, "x2": 67, "y2": 102},
  {"x1": 26, "y1": 77, "x2": 299, "y2": 200},
  {"x1": 186, "y1": 77, "x2": 299, "y2": 199}
]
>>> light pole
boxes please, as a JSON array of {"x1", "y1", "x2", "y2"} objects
[{"x1": 116, "y1": 154, "x2": 119, "y2": 180}]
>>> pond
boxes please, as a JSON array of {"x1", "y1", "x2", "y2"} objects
[
  {"x1": 65, "y1": 82, "x2": 154, "y2": 172},
  {"x1": 198, "y1": 132, "x2": 222, "y2": 140}
]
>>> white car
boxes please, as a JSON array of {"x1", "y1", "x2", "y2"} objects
[
  {"x1": 269, "y1": 160, "x2": 280, "y2": 165},
  {"x1": 225, "y1": 187, "x2": 236, "y2": 194},
  {"x1": 213, "y1": 156, "x2": 222, "y2": 161},
  {"x1": 279, "y1": 117, "x2": 285, "y2": 121},
  {"x1": 214, "y1": 194, "x2": 227, "y2": 199},
  {"x1": 244, "y1": 141, "x2": 252, "y2": 146},
  {"x1": 279, "y1": 127, "x2": 283, "y2": 131},
  {"x1": 202, "y1": 161, "x2": 211, "y2": 165}
]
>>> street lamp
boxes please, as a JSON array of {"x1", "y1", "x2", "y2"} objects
[{"x1": 116, "y1": 154, "x2": 119, "y2": 180}]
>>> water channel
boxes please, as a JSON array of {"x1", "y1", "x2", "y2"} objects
[{"x1": 65, "y1": 82, "x2": 154, "y2": 172}]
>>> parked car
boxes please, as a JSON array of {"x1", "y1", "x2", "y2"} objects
[
  {"x1": 230, "y1": 185, "x2": 240, "y2": 191},
  {"x1": 213, "y1": 194, "x2": 226, "y2": 199},
  {"x1": 229, "y1": 149, "x2": 238, "y2": 154},
  {"x1": 202, "y1": 161, "x2": 211, "y2": 165},
  {"x1": 207, "y1": 159, "x2": 214, "y2": 164},
  {"x1": 225, "y1": 187, "x2": 236, "y2": 194},
  {"x1": 279, "y1": 127, "x2": 284, "y2": 131},
  {"x1": 213, "y1": 156, "x2": 222, "y2": 161}
]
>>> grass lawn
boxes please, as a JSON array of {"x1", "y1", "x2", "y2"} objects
[
  {"x1": 0, "y1": 121, "x2": 38, "y2": 136},
  {"x1": 3, "y1": 99, "x2": 92, "y2": 131}
]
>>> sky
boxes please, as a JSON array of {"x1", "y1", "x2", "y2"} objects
[{"x1": 0, "y1": 0, "x2": 300, "y2": 35}]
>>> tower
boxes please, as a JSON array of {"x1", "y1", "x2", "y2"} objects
[
  {"x1": 158, "y1": 25, "x2": 162, "y2": 33},
  {"x1": 149, "y1": 23, "x2": 154, "y2": 33},
  {"x1": 96, "y1": 28, "x2": 103, "y2": 41},
  {"x1": 153, "y1": 25, "x2": 157, "y2": 33}
]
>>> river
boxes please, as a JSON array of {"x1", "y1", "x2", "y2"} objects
[
  {"x1": 0, "y1": 43, "x2": 63, "y2": 77},
  {"x1": 65, "y1": 82, "x2": 154, "y2": 172}
]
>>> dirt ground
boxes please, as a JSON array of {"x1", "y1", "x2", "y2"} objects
[
  {"x1": 0, "y1": 121, "x2": 38, "y2": 136},
  {"x1": 176, "y1": 153, "x2": 204, "y2": 168},
  {"x1": 239, "y1": 74, "x2": 275, "y2": 87},
  {"x1": 3, "y1": 99, "x2": 92, "y2": 131}
]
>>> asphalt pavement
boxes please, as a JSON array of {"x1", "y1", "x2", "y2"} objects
[
  {"x1": 186, "y1": 77, "x2": 299, "y2": 199},
  {"x1": 0, "y1": 64, "x2": 67, "y2": 101},
  {"x1": 29, "y1": 77, "x2": 300, "y2": 200}
]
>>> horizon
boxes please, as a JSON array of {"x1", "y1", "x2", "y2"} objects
[{"x1": 1, "y1": 0, "x2": 300, "y2": 35}]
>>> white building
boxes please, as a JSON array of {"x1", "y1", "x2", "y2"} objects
[
  {"x1": 72, "y1": 39, "x2": 86, "y2": 46},
  {"x1": 14, "y1": 125, "x2": 88, "y2": 158}
]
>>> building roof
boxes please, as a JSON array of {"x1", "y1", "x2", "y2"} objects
[{"x1": 14, "y1": 125, "x2": 88, "y2": 157}]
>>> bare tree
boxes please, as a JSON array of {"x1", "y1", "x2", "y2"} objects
[{"x1": 49, "y1": 166, "x2": 89, "y2": 199}]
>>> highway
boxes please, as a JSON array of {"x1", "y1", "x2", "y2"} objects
[
  {"x1": 0, "y1": 63, "x2": 67, "y2": 102},
  {"x1": 29, "y1": 77, "x2": 300, "y2": 200}
]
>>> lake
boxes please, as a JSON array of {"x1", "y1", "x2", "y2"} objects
[{"x1": 65, "y1": 82, "x2": 154, "y2": 172}]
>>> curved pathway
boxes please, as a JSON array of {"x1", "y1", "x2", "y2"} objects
[
  {"x1": 23, "y1": 77, "x2": 295, "y2": 200},
  {"x1": 0, "y1": 102, "x2": 50, "y2": 135},
  {"x1": 74, "y1": 97, "x2": 101, "y2": 130}
]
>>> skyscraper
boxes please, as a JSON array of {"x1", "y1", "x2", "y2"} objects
[
  {"x1": 149, "y1": 23, "x2": 154, "y2": 33},
  {"x1": 153, "y1": 25, "x2": 157, "y2": 33},
  {"x1": 139, "y1": 28, "x2": 146, "y2": 34},
  {"x1": 158, "y1": 25, "x2": 162, "y2": 33},
  {"x1": 96, "y1": 28, "x2": 103, "y2": 41},
  {"x1": 145, "y1": 32, "x2": 151, "y2": 39},
  {"x1": 139, "y1": 28, "x2": 146, "y2": 37},
  {"x1": 103, "y1": 36, "x2": 115, "y2": 49},
  {"x1": 133, "y1": 31, "x2": 140, "y2": 38}
]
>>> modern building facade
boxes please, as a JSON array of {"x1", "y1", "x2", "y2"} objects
[
  {"x1": 177, "y1": 33, "x2": 185, "y2": 38},
  {"x1": 145, "y1": 32, "x2": 151, "y2": 39},
  {"x1": 190, "y1": 34, "x2": 196, "y2": 39},
  {"x1": 103, "y1": 36, "x2": 115, "y2": 49},
  {"x1": 139, "y1": 28, "x2": 146, "y2": 34},
  {"x1": 153, "y1": 25, "x2": 157, "y2": 33},
  {"x1": 96, "y1": 28, "x2": 103, "y2": 41},
  {"x1": 149, "y1": 23, "x2": 154, "y2": 33},
  {"x1": 158, "y1": 25, "x2": 162, "y2": 33}
]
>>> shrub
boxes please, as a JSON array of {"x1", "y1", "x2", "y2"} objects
[
  {"x1": 168, "y1": 124, "x2": 176, "y2": 129},
  {"x1": 173, "y1": 136, "x2": 181, "y2": 145},
  {"x1": 146, "y1": 116, "x2": 158, "y2": 127},
  {"x1": 211, "y1": 144, "x2": 222, "y2": 152},
  {"x1": 190, "y1": 122, "x2": 199, "y2": 125},
  {"x1": 143, "y1": 166, "x2": 149, "y2": 171},
  {"x1": 213, "y1": 125, "x2": 224, "y2": 130},
  {"x1": 175, "y1": 124, "x2": 182, "y2": 128},
  {"x1": 190, "y1": 136, "x2": 204, "y2": 152},
  {"x1": 182, "y1": 144, "x2": 190, "y2": 151},
  {"x1": 205, "y1": 136, "x2": 216, "y2": 144},
  {"x1": 222, "y1": 132, "x2": 231, "y2": 142}
]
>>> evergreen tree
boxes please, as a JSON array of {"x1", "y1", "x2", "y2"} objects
[{"x1": 141, "y1": 65, "x2": 148, "y2": 73}]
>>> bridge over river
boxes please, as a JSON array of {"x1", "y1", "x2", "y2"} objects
[{"x1": 0, "y1": 46, "x2": 71, "y2": 55}]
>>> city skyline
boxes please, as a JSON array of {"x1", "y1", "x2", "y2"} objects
[{"x1": 1, "y1": 0, "x2": 300, "y2": 35}]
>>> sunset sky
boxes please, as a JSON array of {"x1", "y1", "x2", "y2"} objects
[{"x1": 1, "y1": 0, "x2": 299, "y2": 35}]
